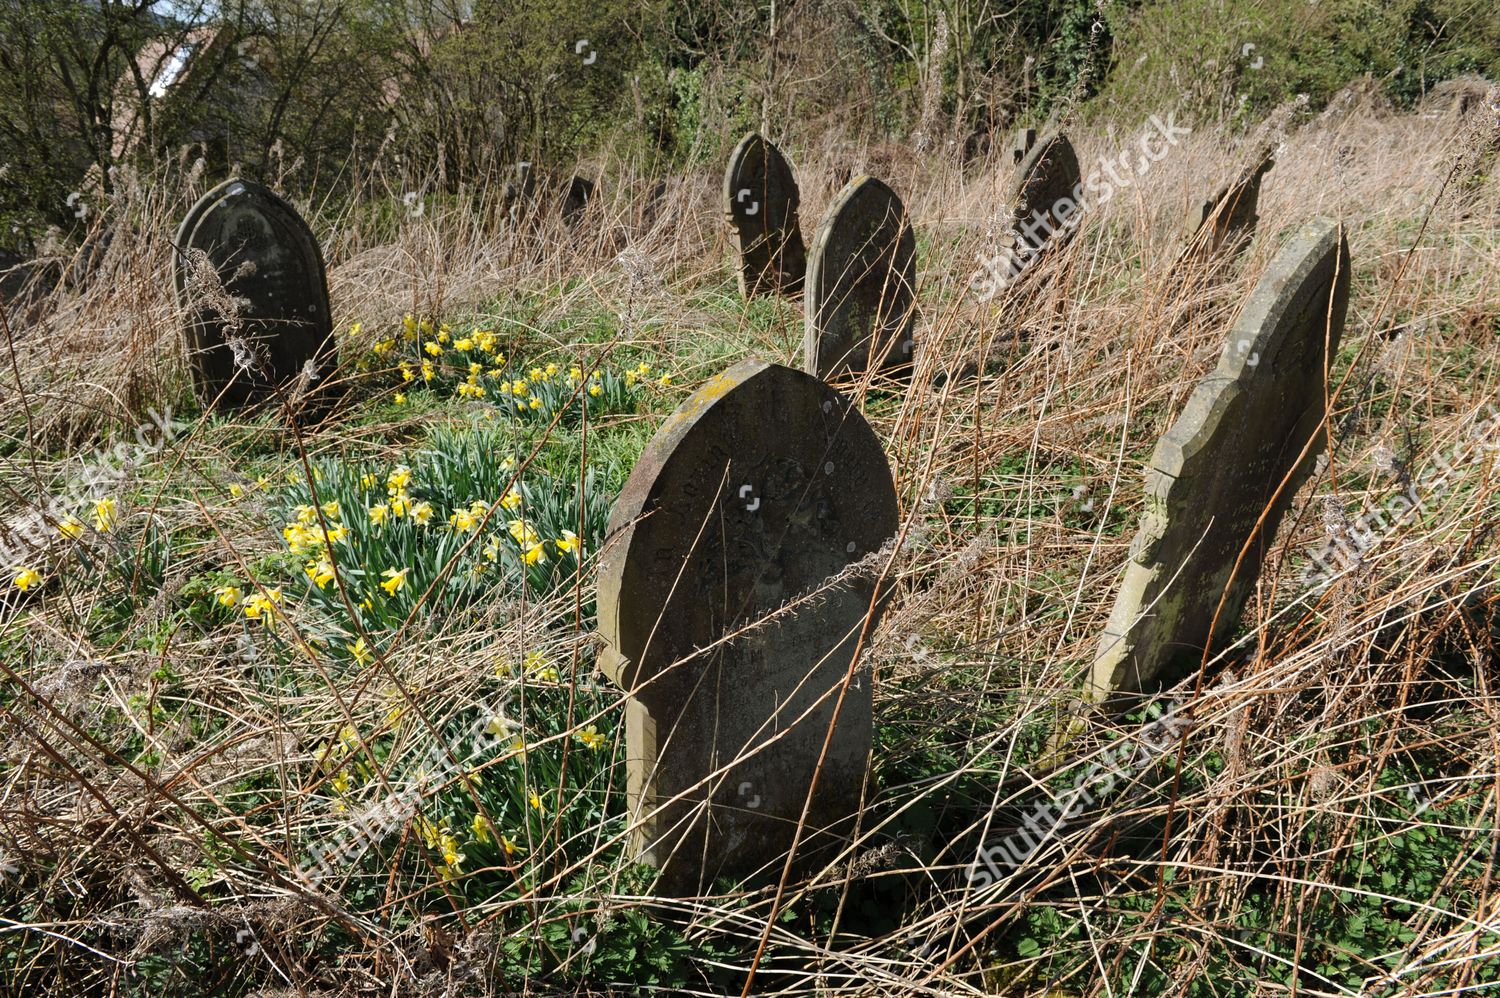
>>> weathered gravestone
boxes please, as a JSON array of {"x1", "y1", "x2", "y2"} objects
[
  {"x1": 502, "y1": 162, "x2": 538, "y2": 227},
  {"x1": 803, "y1": 176, "x2": 918, "y2": 381},
  {"x1": 172, "y1": 178, "x2": 336, "y2": 414},
  {"x1": 1004, "y1": 131, "x2": 1081, "y2": 256},
  {"x1": 723, "y1": 132, "x2": 807, "y2": 297},
  {"x1": 1179, "y1": 157, "x2": 1275, "y2": 264},
  {"x1": 561, "y1": 175, "x2": 595, "y2": 228},
  {"x1": 596, "y1": 359, "x2": 899, "y2": 893},
  {"x1": 1088, "y1": 218, "x2": 1351, "y2": 705}
]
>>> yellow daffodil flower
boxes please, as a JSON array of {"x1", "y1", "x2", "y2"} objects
[
  {"x1": 92, "y1": 497, "x2": 117, "y2": 533},
  {"x1": 305, "y1": 559, "x2": 336, "y2": 589},
  {"x1": 410, "y1": 501, "x2": 434, "y2": 525},
  {"x1": 350, "y1": 637, "x2": 371, "y2": 666},
  {"x1": 368, "y1": 502, "x2": 390, "y2": 527},
  {"x1": 555, "y1": 530, "x2": 579, "y2": 555},
  {"x1": 214, "y1": 584, "x2": 242, "y2": 608},
  {"x1": 576, "y1": 725, "x2": 607, "y2": 751},
  {"x1": 12, "y1": 566, "x2": 43, "y2": 592},
  {"x1": 380, "y1": 566, "x2": 409, "y2": 595},
  {"x1": 57, "y1": 515, "x2": 84, "y2": 540}
]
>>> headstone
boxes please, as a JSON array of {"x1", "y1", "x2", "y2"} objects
[
  {"x1": 1089, "y1": 219, "x2": 1351, "y2": 705},
  {"x1": 597, "y1": 359, "x2": 899, "y2": 894},
  {"x1": 803, "y1": 176, "x2": 917, "y2": 381},
  {"x1": 561, "y1": 175, "x2": 595, "y2": 228},
  {"x1": 640, "y1": 178, "x2": 668, "y2": 231},
  {"x1": 1180, "y1": 157, "x2": 1274, "y2": 263},
  {"x1": 723, "y1": 132, "x2": 807, "y2": 297},
  {"x1": 502, "y1": 162, "x2": 538, "y2": 227},
  {"x1": 1004, "y1": 131, "x2": 1081, "y2": 255},
  {"x1": 172, "y1": 178, "x2": 336, "y2": 413}
]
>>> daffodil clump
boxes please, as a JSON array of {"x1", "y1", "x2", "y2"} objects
[
  {"x1": 354, "y1": 313, "x2": 666, "y2": 424},
  {"x1": 209, "y1": 423, "x2": 613, "y2": 657}
]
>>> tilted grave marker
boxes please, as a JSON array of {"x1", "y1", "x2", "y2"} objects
[
  {"x1": 596, "y1": 359, "x2": 899, "y2": 893},
  {"x1": 1179, "y1": 157, "x2": 1275, "y2": 265},
  {"x1": 1004, "y1": 131, "x2": 1081, "y2": 256},
  {"x1": 561, "y1": 175, "x2": 595, "y2": 228},
  {"x1": 1089, "y1": 218, "x2": 1351, "y2": 705},
  {"x1": 803, "y1": 176, "x2": 918, "y2": 381},
  {"x1": 173, "y1": 178, "x2": 336, "y2": 414},
  {"x1": 723, "y1": 132, "x2": 807, "y2": 297}
]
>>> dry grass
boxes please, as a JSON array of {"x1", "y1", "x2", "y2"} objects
[{"x1": 1, "y1": 91, "x2": 1499, "y2": 996}]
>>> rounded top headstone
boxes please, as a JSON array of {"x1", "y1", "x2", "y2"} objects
[
  {"x1": 174, "y1": 178, "x2": 334, "y2": 412},
  {"x1": 723, "y1": 132, "x2": 806, "y2": 296},
  {"x1": 597, "y1": 358, "x2": 899, "y2": 691},
  {"x1": 1005, "y1": 132, "x2": 1080, "y2": 251},
  {"x1": 803, "y1": 175, "x2": 917, "y2": 381}
]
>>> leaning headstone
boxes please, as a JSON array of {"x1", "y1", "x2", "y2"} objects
[
  {"x1": 561, "y1": 175, "x2": 595, "y2": 228},
  {"x1": 723, "y1": 132, "x2": 807, "y2": 297},
  {"x1": 1179, "y1": 157, "x2": 1275, "y2": 264},
  {"x1": 1089, "y1": 218, "x2": 1351, "y2": 705},
  {"x1": 173, "y1": 178, "x2": 336, "y2": 414},
  {"x1": 597, "y1": 359, "x2": 899, "y2": 894},
  {"x1": 803, "y1": 176, "x2": 917, "y2": 381},
  {"x1": 1004, "y1": 131, "x2": 1081, "y2": 255}
]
